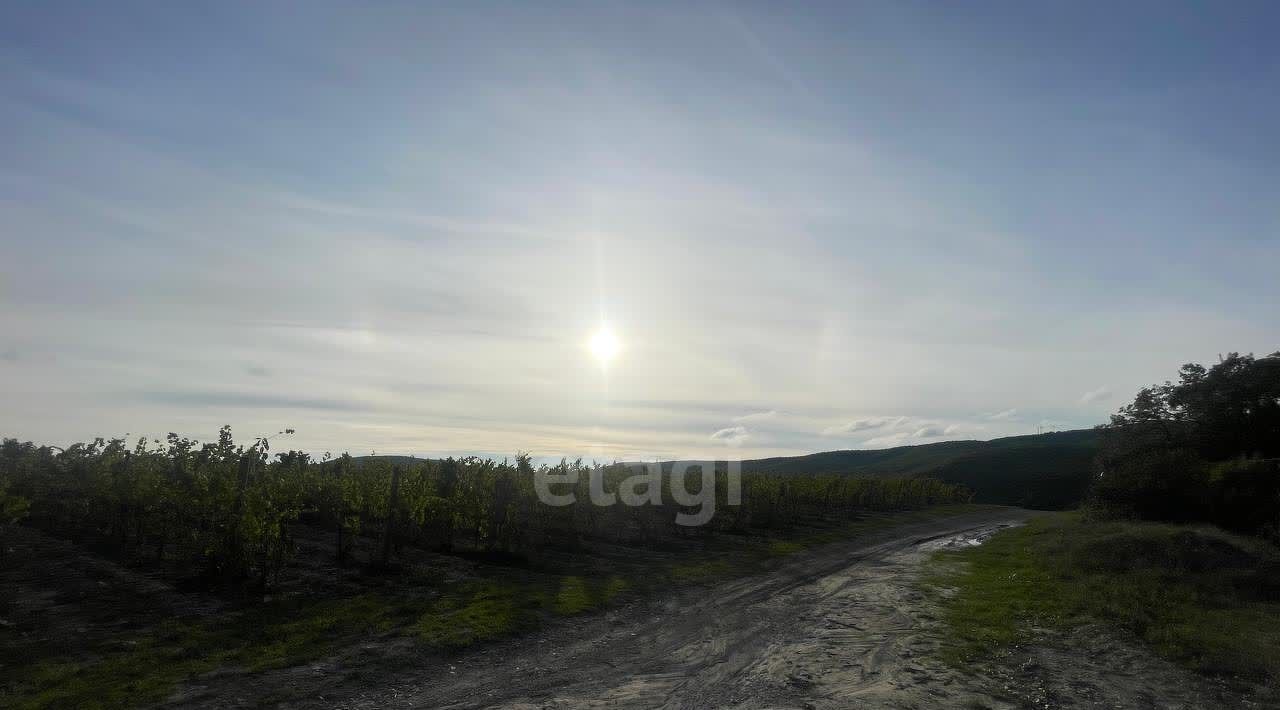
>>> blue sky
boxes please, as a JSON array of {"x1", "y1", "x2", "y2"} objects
[{"x1": 2, "y1": 2, "x2": 1277, "y2": 460}]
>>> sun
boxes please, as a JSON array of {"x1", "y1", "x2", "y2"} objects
[{"x1": 588, "y1": 326, "x2": 621, "y2": 364}]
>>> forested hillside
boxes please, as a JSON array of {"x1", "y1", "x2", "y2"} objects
[{"x1": 650, "y1": 430, "x2": 1100, "y2": 510}]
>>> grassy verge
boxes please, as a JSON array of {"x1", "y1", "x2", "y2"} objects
[
  {"x1": 928, "y1": 512, "x2": 1280, "y2": 682},
  {"x1": 5, "y1": 503, "x2": 987, "y2": 709}
]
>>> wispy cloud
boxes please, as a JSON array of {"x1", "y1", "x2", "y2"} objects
[
  {"x1": 1080, "y1": 386, "x2": 1113, "y2": 404},
  {"x1": 856, "y1": 420, "x2": 963, "y2": 448},
  {"x1": 821, "y1": 416, "x2": 905, "y2": 436},
  {"x1": 709, "y1": 426, "x2": 750, "y2": 447},
  {"x1": 732, "y1": 410, "x2": 778, "y2": 423}
]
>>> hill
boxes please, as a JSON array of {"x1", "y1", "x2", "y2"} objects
[{"x1": 737, "y1": 430, "x2": 1098, "y2": 509}]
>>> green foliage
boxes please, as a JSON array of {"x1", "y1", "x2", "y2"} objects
[
  {"x1": 1092, "y1": 447, "x2": 1212, "y2": 522},
  {"x1": 930, "y1": 514, "x2": 1280, "y2": 680},
  {"x1": 0, "y1": 487, "x2": 30, "y2": 525},
  {"x1": 1, "y1": 429, "x2": 970, "y2": 588},
  {"x1": 0, "y1": 470, "x2": 31, "y2": 564},
  {"x1": 1096, "y1": 351, "x2": 1280, "y2": 535},
  {"x1": 1108, "y1": 353, "x2": 1280, "y2": 461},
  {"x1": 0, "y1": 439, "x2": 33, "y2": 563},
  {"x1": 2, "y1": 429, "x2": 311, "y2": 584},
  {"x1": 1209, "y1": 458, "x2": 1280, "y2": 541}
]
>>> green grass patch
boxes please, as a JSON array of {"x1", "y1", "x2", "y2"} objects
[
  {"x1": 4, "y1": 593, "x2": 416, "y2": 710},
  {"x1": 414, "y1": 580, "x2": 538, "y2": 648},
  {"x1": 929, "y1": 512, "x2": 1280, "y2": 681},
  {"x1": 552, "y1": 574, "x2": 629, "y2": 615},
  {"x1": 667, "y1": 558, "x2": 735, "y2": 583},
  {"x1": 766, "y1": 540, "x2": 804, "y2": 556}
]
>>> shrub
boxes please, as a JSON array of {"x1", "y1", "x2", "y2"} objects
[
  {"x1": 1209, "y1": 458, "x2": 1280, "y2": 542},
  {"x1": 1092, "y1": 447, "x2": 1210, "y2": 522}
]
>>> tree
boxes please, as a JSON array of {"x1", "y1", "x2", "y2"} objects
[
  {"x1": 1095, "y1": 351, "x2": 1280, "y2": 530},
  {"x1": 0, "y1": 475, "x2": 29, "y2": 563}
]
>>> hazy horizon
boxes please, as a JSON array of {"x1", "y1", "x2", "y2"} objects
[{"x1": 3, "y1": 2, "x2": 1278, "y2": 460}]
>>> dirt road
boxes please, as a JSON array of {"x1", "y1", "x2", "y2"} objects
[{"x1": 323, "y1": 508, "x2": 1032, "y2": 709}]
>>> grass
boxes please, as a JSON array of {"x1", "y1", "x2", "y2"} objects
[
  {"x1": 414, "y1": 573, "x2": 632, "y2": 647},
  {"x1": 929, "y1": 512, "x2": 1280, "y2": 682},
  {"x1": 414, "y1": 580, "x2": 540, "y2": 648},
  {"x1": 5, "y1": 503, "x2": 990, "y2": 709},
  {"x1": 766, "y1": 540, "x2": 805, "y2": 556},
  {"x1": 7, "y1": 593, "x2": 416, "y2": 710}
]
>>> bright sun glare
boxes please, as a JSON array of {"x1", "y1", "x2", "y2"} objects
[{"x1": 589, "y1": 326, "x2": 621, "y2": 364}]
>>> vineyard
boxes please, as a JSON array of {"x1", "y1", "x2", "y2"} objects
[{"x1": 0, "y1": 427, "x2": 969, "y2": 593}]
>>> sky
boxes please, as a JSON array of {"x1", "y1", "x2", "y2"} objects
[{"x1": 2, "y1": 1, "x2": 1278, "y2": 462}]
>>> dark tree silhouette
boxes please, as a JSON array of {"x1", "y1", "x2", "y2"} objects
[{"x1": 1094, "y1": 351, "x2": 1280, "y2": 536}]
